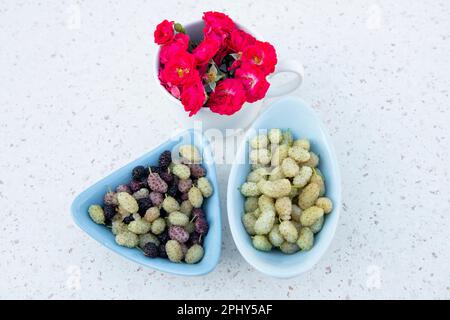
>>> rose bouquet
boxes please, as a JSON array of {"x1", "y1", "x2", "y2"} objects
[{"x1": 154, "y1": 11, "x2": 277, "y2": 117}]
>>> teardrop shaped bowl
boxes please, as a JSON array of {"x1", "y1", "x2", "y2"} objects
[
  {"x1": 71, "y1": 129, "x2": 221, "y2": 276},
  {"x1": 227, "y1": 96, "x2": 341, "y2": 278}
]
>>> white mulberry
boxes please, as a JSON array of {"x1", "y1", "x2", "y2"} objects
[
  {"x1": 165, "y1": 240, "x2": 183, "y2": 262},
  {"x1": 250, "y1": 134, "x2": 269, "y2": 149},
  {"x1": 168, "y1": 211, "x2": 189, "y2": 227},
  {"x1": 197, "y1": 177, "x2": 213, "y2": 198},
  {"x1": 281, "y1": 157, "x2": 300, "y2": 177},
  {"x1": 240, "y1": 182, "x2": 261, "y2": 197},
  {"x1": 242, "y1": 212, "x2": 257, "y2": 235},
  {"x1": 258, "y1": 195, "x2": 275, "y2": 213},
  {"x1": 299, "y1": 206, "x2": 324, "y2": 227},
  {"x1": 88, "y1": 205, "x2": 105, "y2": 225},
  {"x1": 127, "y1": 219, "x2": 152, "y2": 235},
  {"x1": 268, "y1": 224, "x2": 284, "y2": 247},
  {"x1": 298, "y1": 183, "x2": 320, "y2": 209},
  {"x1": 151, "y1": 217, "x2": 166, "y2": 235},
  {"x1": 280, "y1": 241, "x2": 299, "y2": 254},
  {"x1": 275, "y1": 197, "x2": 292, "y2": 221},
  {"x1": 172, "y1": 163, "x2": 191, "y2": 180},
  {"x1": 249, "y1": 148, "x2": 271, "y2": 165},
  {"x1": 297, "y1": 227, "x2": 314, "y2": 250},
  {"x1": 162, "y1": 196, "x2": 180, "y2": 213},
  {"x1": 252, "y1": 235, "x2": 272, "y2": 251},
  {"x1": 144, "y1": 207, "x2": 160, "y2": 223},
  {"x1": 316, "y1": 197, "x2": 333, "y2": 214},
  {"x1": 254, "y1": 210, "x2": 276, "y2": 235},
  {"x1": 279, "y1": 220, "x2": 298, "y2": 243},
  {"x1": 179, "y1": 145, "x2": 202, "y2": 163},
  {"x1": 268, "y1": 128, "x2": 283, "y2": 144},
  {"x1": 293, "y1": 139, "x2": 310, "y2": 151},
  {"x1": 257, "y1": 179, "x2": 291, "y2": 198},
  {"x1": 268, "y1": 166, "x2": 285, "y2": 181},
  {"x1": 293, "y1": 166, "x2": 313, "y2": 188},
  {"x1": 117, "y1": 192, "x2": 139, "y2": 214},
  {"x1": 271, "y1": 144, "x2": 289, "y2": 166},
  {"x1": 185, "y1": 244, "x2": 204, "y2": 264},
  {"x1": 244, "y1": 197, "x2": 258, "y2": 213},
  {"x1": 188, "y1": 186, "x2": 203, "y2": 208},
  {"x1": 288, "y1": 146, "x2": 311, "y2": 163},
  {"x1": 310, "y1": 216, "x2": 324, "y2": 233},
  {"x1": 115, "y1": 231, "x2": 139, "y2": 248}
]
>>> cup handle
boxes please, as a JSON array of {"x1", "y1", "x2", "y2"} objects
[{"x1": 265, "y1": 59, "x2": 304, "y2": 98}]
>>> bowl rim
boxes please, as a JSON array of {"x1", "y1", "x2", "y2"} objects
[
  {"x1": 226, "y1": 95, "x2": 342, "y2": 278},
  {"x1": 70, "y1": 128, "x2": 222, "y2": 276}
]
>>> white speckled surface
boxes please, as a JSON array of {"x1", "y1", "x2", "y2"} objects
[{"x1": 1, "y1": 0, "x2": 449, "y2": 299}]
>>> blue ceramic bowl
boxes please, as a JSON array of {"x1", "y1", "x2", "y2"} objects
[
  {"x1": 227, "y1": 96, "x2": 342, "y2": 278},
  {"x1": 71, "y1": 129, "x2": 221, "y2": 276}
]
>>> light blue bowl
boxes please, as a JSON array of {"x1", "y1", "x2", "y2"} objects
[
  {"x1": 227, "y1": 96, "x2": 342, "y2": 278},
  {"x1": 71, "y1": 129, "x2": 221, "y2": 276}
]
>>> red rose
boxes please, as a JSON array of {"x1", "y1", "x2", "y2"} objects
[
  {"x1": 203, "y1": 11, "x2": 236, "y2": 42},
  {"x1": 235, "y1": 64, "x2": 270, "y2": 103},
  {"x1": 192, "y1": 37, "x2": 221, "y2": 65},
  {"x1": 154, "y1": 20, "x2": 175, "y2": 45},
  {"x1": 241, "y1": 41, "x2": 277, "y2": 75},
  {"x1": 159, "y1": 68, "x2": 182, "y2": 99},
  {"x1": 208, "y1": 79, "x2": 247, "y2": 115},
  {"x1": 181, "y1": 76, "x2": 206, "y2": 116},
  {"x1": 159, "y1": 33, "x2": 190, "y2": 65},
  {"x1": 203, "y1": 11, "x2": 236, "y2": 33},
  {"x1": 161, "y1": 51, "x2": 196, "y2": 85},
  {"x1": 213, "y1": 46, "x2": 232, "y2": 66},
  {"x1": 228, "y1": 29, "x2": 256, "y2": 53}
]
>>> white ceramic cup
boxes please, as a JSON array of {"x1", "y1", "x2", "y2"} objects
[{"x1": 154, "y1": 20, "x2": 304, "y2": 134}]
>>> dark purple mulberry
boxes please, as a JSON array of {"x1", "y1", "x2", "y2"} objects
[
  {"x1": 122, "y1": 215, "x2": 134, "y2": 224},
  {"x1": 128, "y1": 180, "x2": 145, "y2": 193},
  {"x1": 159, "y1": 170, "x2": 173, "y2": 183},
  {"x1": 147, "y1": 172, "x2": 168, "y2": 193},
  {"x1": 103, "y1": 205, "x2": 116, "y2": 221},
  {"x1": 150, "y1": 166, "x2": 163, "y2": 175},
  {"x1": 158, "y1": 150, "x2": 172, "y2": 169},
  {"x1": 195, "y1": 217, "x2": 209, "y2": 235},
  {"x1": 192, "y1": 208, "x2": 205, "y2": 220},
  {"x1": 158, "y1": 244, "x2": 168, "y2": 258},
  {"x1": 159, "y1": 208, "x2": 168, "y2": 218},
  {"x1": 180, "y1": 192, "x2": 189, "y2": 201},
  {"x1": 189, "y1": 231, "x2": 203, "y2": 246},
  {"x1": 143, "y1": 242, "x2": 158, "y2": 258},
  {"x1": 137, "y1": 198, "x2": 153, "y2": 216},
  {"x1": 157, "y1": 230, "x2": 169, "y2": 244},
  {"x1": 132, "y1": 165, "x2": 149, "y2": 181},
  {"x1": 189, "y1": 164, "x2": 206, "y2": 178},
  {"x1": 167, "y1": 184, "x2": 178, "y2": 198}
]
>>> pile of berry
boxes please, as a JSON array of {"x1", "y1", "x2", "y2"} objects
[
  {"x1": 88, "y1": 144, "x2": 213, "y2": 264},
  {"x1": 240, "y1": 129, "x2": 333, "y2": 254}
]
